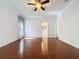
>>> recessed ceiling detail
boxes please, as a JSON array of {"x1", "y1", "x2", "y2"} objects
[{"x1": 27, "y1": 0, "x2": 50, "y2": 11}]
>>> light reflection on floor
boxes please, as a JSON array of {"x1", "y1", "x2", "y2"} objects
[
  {"x1": 41, "y1": 37, "x2": 48, "y2": 55},
  {"x1": 19, "y1": 38, "x2": 48, "y2": 56},
  {"x1": 19, "y1": 39, "x2": 24, "y2": 58}
]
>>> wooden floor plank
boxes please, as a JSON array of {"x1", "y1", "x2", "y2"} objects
[{"x1": 0, "y1": 37, "x2": 79, "y2": 59}]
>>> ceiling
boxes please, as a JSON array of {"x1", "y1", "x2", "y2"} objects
[{"x1": 1, "y1": 0, "x2": 72, "y2": 17}]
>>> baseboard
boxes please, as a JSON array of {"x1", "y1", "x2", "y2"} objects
[
  {"x1": 0, "y1": 39, "x2": 18, "y2": 48},
  {"x1": 24, "y1": 37, "x2": 59, "y2": 40},
  {"x1": 59, "y1": 37, "x2": 79, "y2": 49}
]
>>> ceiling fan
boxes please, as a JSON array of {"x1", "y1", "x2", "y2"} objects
[{"x1": 27, "y1": 0, "x2": 50, "y2": 11}]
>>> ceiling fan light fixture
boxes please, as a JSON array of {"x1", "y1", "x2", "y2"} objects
[
  {"x1": 36, "y1": 3, "x2": 42, "y2": 9},
  {"x1": 27, "y1": 0, "x2": 50, "y2": 11}
]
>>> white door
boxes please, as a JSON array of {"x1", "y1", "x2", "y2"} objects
[{"x1": 41, "y1": 22, "x2": 48, "y2": 37}]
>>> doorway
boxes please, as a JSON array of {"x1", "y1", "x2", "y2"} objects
[
  {"x1": 18, "y1": 16, "x2": 25, "y2": 39},
  {"x1": 41, "y1": 22, "x2": 48, "y2": 37}
]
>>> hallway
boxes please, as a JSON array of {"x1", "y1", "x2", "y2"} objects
[
  {"x1": 0, "y1": 38, "x2": 79, "y2": 59},
  {"x1": 0, "y1": 0, "x2": 79, "y2": 59}
]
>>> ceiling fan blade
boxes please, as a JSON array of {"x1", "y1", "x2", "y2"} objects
[
  {"x1": 35, "y1": 0, "x2": 41, "y2": 2},
  {"x1": 41, "y1": 0, "x2": 49, "y2": 4},
  {"x1": 27, "y1": 3, "x2": 35, "y2": 5},
  {"x1": 41, "y1": 6, "x2": 45, "y2": 10},
  {"x1": 34, "y1": 8, "x2": 37, "y2": 11},
  {"x1": 38, "y1": 0, "x2": 41, "y2": 2}
]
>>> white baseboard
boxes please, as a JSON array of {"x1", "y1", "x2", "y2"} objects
[
  {"x1": 24, "y1": 36, "x2": 58, "y2": 39},
  {"x1": 0, "y1": 39, "x2": 18, "y2": 48},
  {"x1": 59, "y1": 37, "x2": 79, "y2": 49}
]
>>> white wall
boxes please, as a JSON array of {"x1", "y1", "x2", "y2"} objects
[
  {"x1": 0, "y1": 2, "x2": 18, "y2": 47},
  {"x1": 57, "y1": 0, "x2": 79, "y2": 48},
  {"x1": 25, "y1": 15, "x2": 57, "y2": 38}
]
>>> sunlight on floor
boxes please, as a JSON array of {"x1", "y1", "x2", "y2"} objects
[
  {"x1": 41, "y1": 37, "x2": 48, "y2": 55},
  {"x1": 19, "y1": 39, "x2": 24, "y2": 58}
]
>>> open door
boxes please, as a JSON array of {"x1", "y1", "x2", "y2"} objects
[{"x1": 18, "y1": 16, "x2": 25, "y2": 39}]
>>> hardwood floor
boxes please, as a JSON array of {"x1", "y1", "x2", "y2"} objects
[{"x1": 0, "y1": 37, "x2": 79, "y2": 59}]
